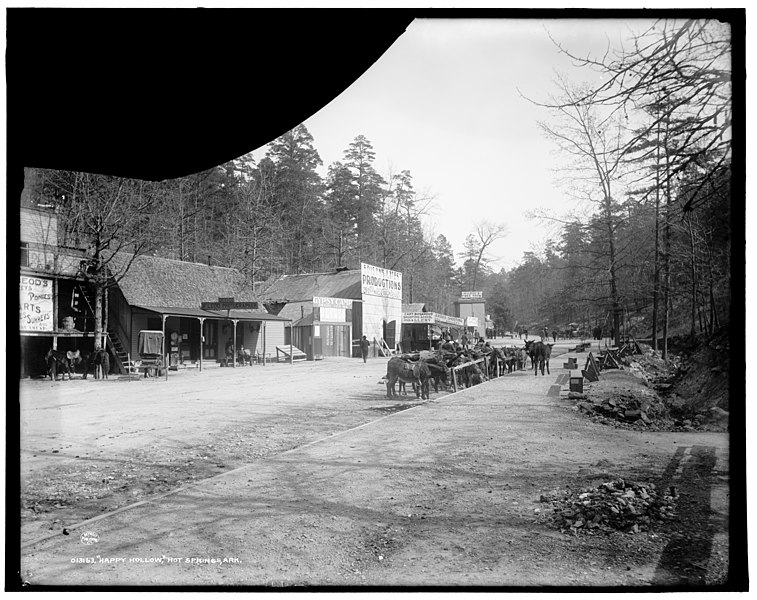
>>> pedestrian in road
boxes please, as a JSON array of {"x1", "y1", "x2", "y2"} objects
[
  {"x1": 551, "y1": 329, "x2": 558, "y2": 343},
  {"x1": 461, "y1": 332, "x2": 469, "y2": 350},
  {"x1": 360, "y1": 335, "x2": 371, "y2": 363}
]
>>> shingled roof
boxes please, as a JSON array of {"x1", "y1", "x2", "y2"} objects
[
  {"x1": 112, "y1": 254, "x2": 262, "y2": 310},
  {"x1": 260, "y1": 269, "x2": 362, "y2": 303},
  {"x1": 402, "y1": 303, "x2": 427, "y2": 313}
]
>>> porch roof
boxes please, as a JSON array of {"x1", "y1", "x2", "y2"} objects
[{"x1": 135, "y1": 305, "x2": 290, "y2": 321}]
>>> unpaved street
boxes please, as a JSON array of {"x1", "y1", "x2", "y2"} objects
[{"x1": 17, "y1": 345, "x2": 732, "y2": 587}]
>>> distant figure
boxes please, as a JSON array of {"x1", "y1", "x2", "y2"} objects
[
  {"x1": 360, "y1": 335, "x2": 371, "y2": 363},
  {"x1": 523, "y1": 329, "x2": 528, "y2": 340},
  {"x1": 461, "y1": 332, "x2": 469, "y2": 350},
  {"x1": 551, "y1": 329, "x2": 558, "y2": 343},
  {"x1": 542, "y1": 327, "x2": 549, "y2": 341},
  {"x1": 224, "y1": 338, "x2": 234, "y2": 366}
]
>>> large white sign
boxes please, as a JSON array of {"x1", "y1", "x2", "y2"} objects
[
  {"x1": 20, "y1": 276, "x2": 54, "y2": 331},
  {"x1": 313, "y1": 296, "x2": 354, "y2": 309},
  {"x1": 360, "y1": 263, "x2": 402, "y2": 300},
  {"x1": 461, "y1": 291, "x2": 484, "y2": 300},
  {"x1": 465, "y1": 316, "x2": 480, "y2": 327}
]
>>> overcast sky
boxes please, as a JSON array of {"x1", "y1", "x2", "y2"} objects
[{"x1": 250, "y1": 17, "x2": 699, "y2": 271}]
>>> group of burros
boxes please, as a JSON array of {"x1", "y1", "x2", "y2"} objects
[
  {"x1": 44, "y1": 347, "x2": 111, "y2": 381},
  {"x1": 381, "y1": 339, "x2": 555, "y2": 400}
]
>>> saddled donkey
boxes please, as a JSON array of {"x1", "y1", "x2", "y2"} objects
[
  {"x1": 529, "y1": 341, "x2": 553, "y2": 376},
  {"x1": 386, "y1": 357, "x2": 432, "y2": 400},
  {"x1": 84, "y1": 348, "x2": 111, "y2": 380},
  {"x1": 486, "y1": 348, "x2": 500, "y2": 379},
  {"x1": 424, "y1": 357, "x2": 450, "y2": 393},
  {"x1": 45, "y1": 348, "x2": 79, "y2": 381}
]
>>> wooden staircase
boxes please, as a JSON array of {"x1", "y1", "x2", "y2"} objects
[
  {"x1": 377, "y1": 338, "x2": 399, "y2": 357},
  {"x1": 106, "y1": 326, "x2": 129, "y2": 375}
]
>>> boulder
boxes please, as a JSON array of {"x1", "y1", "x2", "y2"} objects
[{"x1": 708, "y1": 406, "x2": 729, "y2": 423}]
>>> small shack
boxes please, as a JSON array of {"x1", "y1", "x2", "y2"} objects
[
  {"x1": 455, "y1": 291, "x2": 487, "y2": 340},
  {"x1": 401, "y1": 306, "x2": 465, "y2": 352}
]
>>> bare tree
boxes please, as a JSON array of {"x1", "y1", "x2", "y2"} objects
[{"x1": 41, "y1": 170, "x2": 158, "y2": 349}]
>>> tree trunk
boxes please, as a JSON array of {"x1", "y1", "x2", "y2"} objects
[
  {"x1": 688, "y1": 215, "x2": 697, "y2": 342},
  {"x1": 661, "y1": 109, "x2": 672, "y2": 361},
  {"x1": 651, "y1": 116, "x2": 662, "y2": 351}
]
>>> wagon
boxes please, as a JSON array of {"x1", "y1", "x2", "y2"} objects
[{"x1": 134, "y1": 330, "x2": 165, "y2": 377}]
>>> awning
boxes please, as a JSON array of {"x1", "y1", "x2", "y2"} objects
[{"x1": 135, "y1": 305, "x2": 291, "y2": 322}]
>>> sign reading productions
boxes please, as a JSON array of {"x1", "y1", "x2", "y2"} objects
[
  {"x1": 361, "y1": 263, "x2": 402, "y2": 300},
  {"x1": 20, "y1": 276, "x2": 54, "y2": 331},
  {"x1": 461, "y1": 291, "x2": 484, "y2": 300}
]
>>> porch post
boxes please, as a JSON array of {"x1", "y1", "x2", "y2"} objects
[
  {"x1": 290, "y1": 321, "x2": 293, "y2": 365},
  {"x1": 52, "y1": 278, "x2": 58, "y2": 350},
  {"x1": 232, "y1": 320, "x2": 238, "y2": 368},
  {"x1": 262, "y1": 320, "x2": 267, "y2": 366},
  {"x1": 161, "y1": 314, "x2": 167, "y2": 358},
  {"x1": 198, "y1": 317, "x2": 205, "y2": 372}
]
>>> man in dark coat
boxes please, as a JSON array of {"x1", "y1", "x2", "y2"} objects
[{"x1": 360, "y1": 335, "x2": 371, "y2": 363}]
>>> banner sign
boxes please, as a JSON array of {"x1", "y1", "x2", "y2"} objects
[
  {"x1": 313, "y1": 296, "x2": 354, "y2": 309},
  {"x1": 402, "y1": 312, "x2": 465, "y2": 327},
  {"x1": 201, "y1": 298, "x2": 258, "y2": 311},
  {"x1": 402, "y1": 312, "x2": 435, "y2": 324},
  {"x1": 436, "y1": 314, "x2": 465, "y2": 328},
  {"x1": 361, "y1": 263, "x2": 402, "y2": 300},
  {"x1": 466, "y1": 316, "x2": 480, "y2": 327},
  {"x1": 20, "y1": 276, "x2": 54, "y2": 331},
  {"x1": 461, "y1": 291, "x2": 484, "y2": 300}
]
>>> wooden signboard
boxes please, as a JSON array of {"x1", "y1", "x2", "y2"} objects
[
  {"x1": 583, "y1": 352, "x2": 601, "y2": 382},
  {"x1": 201, "y1": 297, "x2": 258, "y2": 311}
]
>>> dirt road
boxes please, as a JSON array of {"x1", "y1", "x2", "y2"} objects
[{"x1": 17, "y1": 345, "x2": 734, "y2": 588}]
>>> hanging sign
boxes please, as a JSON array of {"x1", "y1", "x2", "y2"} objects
[
  {"x1": 313, "y1": 296, "x2": 353, "y2": 309},
  {"x1": 402, "y1": 312, "x2": 435, "y2": 324},
  {"x1": 461, "y1": 291, "x2": 484, "y2": 300},
  {"x1": 402, "y1": 312, "x2": 465, "y2": 327},
  {"x1": 201, "y1": 297, "x2": 259, "y2": 311},
  {"x1": 20, "y1": 276, "x2": 54, "y2": 331}
]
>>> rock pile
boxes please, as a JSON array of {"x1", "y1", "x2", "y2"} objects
[
  {"x1": 538, "y1": 479, "x2": 678, "y2": 535},
  {"x1": 574, "y1": 387, "x2": 667, "y2": 427}
]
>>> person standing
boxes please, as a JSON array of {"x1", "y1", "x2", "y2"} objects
[{"x1": 360, "y1": 335, "x2": 371, "y2": 363}]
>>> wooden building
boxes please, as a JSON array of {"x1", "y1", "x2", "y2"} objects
[
  {"x1": 18, "y1": 202, "x2": 290, "y2": 377},
  {"x1": 454, "y1": 291, "x2": 487, "y2": 340},
  {"x1": 19, "y1": 206, "x2": 101, "y2": 377},
  {"x1": 401, "y1": 303, "x2": 465, "y2": 352},
  {"x1": 261, "y1": 263, "x2": 404, "y2": 358},
  {"x1": 108, "y1": 254, "x2": 290, "y2": 371}
]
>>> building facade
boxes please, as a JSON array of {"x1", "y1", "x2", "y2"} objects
[
  {"x1": 454, "y1": 291, "x2": 487, "y2": 340},
  {"x1": 262, "y1": 263, "x2": 404, "y2": 358},
  {"x1": 18, "y1": 204, "x2": 290, "y2": 377}
]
